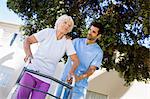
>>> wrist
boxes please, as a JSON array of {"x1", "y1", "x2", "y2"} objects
[
  {"x1": 79, "y1": 74, "x2": 87, "y2": 80},
  {"x1": 69, "y1": 70, "x2": 74, "y2": 75}
]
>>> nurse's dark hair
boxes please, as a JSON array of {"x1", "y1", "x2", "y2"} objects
[{"x1": 91, "y1": 22, "x2": 104, "y2": 35}]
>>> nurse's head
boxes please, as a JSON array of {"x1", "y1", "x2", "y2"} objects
[
  {"x1": 54, "y1": 14, "x2": 74, "y2": 35},
  {"x1": 87, "y1": 22, "x2": 104, "y2": 41}
]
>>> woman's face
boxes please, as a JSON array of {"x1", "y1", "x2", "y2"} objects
[{"x1": 57, "y1": 20, "x2": 72, "y2": 34}]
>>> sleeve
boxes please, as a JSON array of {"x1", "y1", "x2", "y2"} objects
[
  {"x1": 66, "y1": 39, "x2": 76, "y2": 56},
  {"x1": 90, "y1": 50, "x2": 103, "y2": 70},
  {"x1": 33, "y1": 28, "x2": 51, "y2": 42},
  {"x1": 72, "y1": 38, "x2": 79, "y2": 45}
]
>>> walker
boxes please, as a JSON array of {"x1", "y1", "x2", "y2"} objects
[{"x1": 7, "y1": 58, "x2": 75, "y2": 99}]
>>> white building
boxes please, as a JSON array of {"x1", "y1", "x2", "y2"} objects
[
  {"x1": 0, "y1": 21, "x2": 150, "y2": 99},
  {"x1": 0, "y1": 21, "x2": 21, "y2": 42}
]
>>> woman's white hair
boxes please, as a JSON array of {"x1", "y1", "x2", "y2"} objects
[{"x1": 54, "y1": 14, "x2": 74, "y2": 32}]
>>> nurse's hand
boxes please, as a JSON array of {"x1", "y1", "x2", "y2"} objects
[
  {"x1": 74, "y1": 75, "x2": 81, "y2": 82},
  {"x1": 74, "y1": 74, "x2": 87, "y2": 82}
]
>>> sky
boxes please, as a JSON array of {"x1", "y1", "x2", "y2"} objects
[{"x1": 0, "y1": 0, "x2": 23, "y2": 25}]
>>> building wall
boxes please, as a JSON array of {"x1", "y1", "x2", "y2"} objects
[
  {"x1": 0, "y1": 21, "x2": 20, "y2": 37},
  {"x1": 88, "y1": 70, "x2": 150, "y2": 99},
  {"x1": 0, "y1": 21, "x2": 21, "y2": 46}
]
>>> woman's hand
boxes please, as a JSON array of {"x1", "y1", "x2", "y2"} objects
[
  {"x1": 66, "y1": 74, "x2": 81, "y2": 84},
  {"x1": 24, "y1": 53, "x2": 33, "y2": 63},
  {"x1": 66, "y1": 73, "x2": 74, "y2": 84}
]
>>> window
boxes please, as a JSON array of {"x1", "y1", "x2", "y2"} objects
[{"x1": 86, "y1": 90, "x2": 107, "y2": 99}]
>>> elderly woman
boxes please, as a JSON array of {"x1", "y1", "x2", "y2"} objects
[{"x1": 17, "y1": 15, "x2": 79, "y2": 99}]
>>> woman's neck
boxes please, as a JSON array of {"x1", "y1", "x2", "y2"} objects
[{"x1": 56, "y1": 32, "x2": 65, "y2": 40}]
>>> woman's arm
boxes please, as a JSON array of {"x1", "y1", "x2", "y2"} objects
[
  {"x1": 69, "y1": 54, "x2": 80, "y2": 75},
  {"x1": 23, "y1": 35, "x2": 38, "y2": 62},
  {"x1": 66, "y1": 54, "x2": 79, "y2": 83}
]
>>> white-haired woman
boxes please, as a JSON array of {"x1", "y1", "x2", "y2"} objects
[{"x1": 17, "y1": 15, "x2": 79, "y2": 99}]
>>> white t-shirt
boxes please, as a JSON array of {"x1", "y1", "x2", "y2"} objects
[{"x1": 27, "y1": 28, "x2": 76, "y2": 83}]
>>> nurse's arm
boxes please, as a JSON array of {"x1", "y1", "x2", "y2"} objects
[
  {"x1": 75, "y1": 66, "x2": 96, "y2": 82},
  {"x1": 24, "y1": 35, "x2": 38, "y2": 62},
  {"x1": 69, "y1": 54, "x2": 80, "y2": 75}
]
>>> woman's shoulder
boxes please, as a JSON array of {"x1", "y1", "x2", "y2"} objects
[
  {"x1": 45, "y1": 28, "x2": 55, "y2": 33},
  {"x1": 38, "y1": 28, "x2": 54, "y2": 33},
  {"x1": 41, "y1": 28, "x2": 56, "y2": 36}
]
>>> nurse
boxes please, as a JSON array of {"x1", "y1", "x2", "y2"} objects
[{"x1": 55, "y1": 22, "x2": 104, "y2": 99}]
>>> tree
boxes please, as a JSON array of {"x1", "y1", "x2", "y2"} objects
[
  {"x1": 7, "y1": 0, "x2": 150, "y2": 85},
  {"x1": 7, "y1": 0, "x2": 86, "y2": 36}
]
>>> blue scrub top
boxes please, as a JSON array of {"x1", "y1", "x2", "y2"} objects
[{"x1": 61, "y1": 38, "x2": 103, "y2": 88}]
